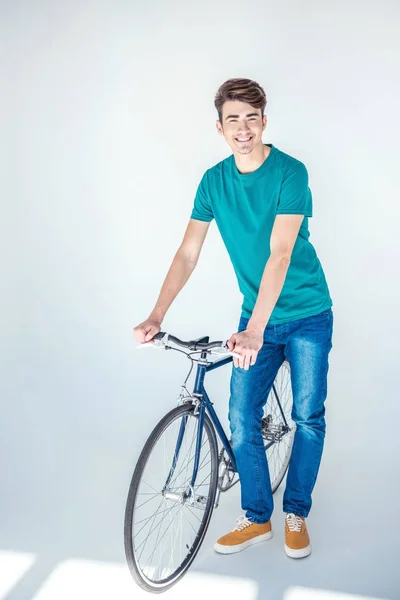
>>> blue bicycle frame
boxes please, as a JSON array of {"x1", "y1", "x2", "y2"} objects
[
  {"x1": 163, "y1": 354, "x2": 236, "y2": 495},
  {"x1": 164, "y1": 352, "x2": 288, "y2": 494}
]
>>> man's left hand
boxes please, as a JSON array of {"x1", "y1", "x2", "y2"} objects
[{"x1": 227, "y1": 328, "x2": 264, "y2": 370}]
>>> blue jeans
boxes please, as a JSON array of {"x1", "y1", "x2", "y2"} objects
[{"x1": 228, "y1": 308, "x2": 334, "y2": 523}]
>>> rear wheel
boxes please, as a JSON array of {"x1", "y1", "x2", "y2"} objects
[
  {"x1": 263, "y1": 360, "x2": 295, "y2": 492},
  {"x1": 124, "y1": 404, "x2": 218, "y2": 593}
]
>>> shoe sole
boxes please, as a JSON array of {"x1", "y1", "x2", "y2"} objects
[
  {"x1": 284, "y1": 543, "x2": 312, "y2": 559},
  {"x1": 214, "y1": 531, "x2": 273, "y2": 555}
]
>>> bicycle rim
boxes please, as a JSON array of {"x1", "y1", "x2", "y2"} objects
[{"x1": 124, "y1": 404, "x2": 218, "y2": 593}]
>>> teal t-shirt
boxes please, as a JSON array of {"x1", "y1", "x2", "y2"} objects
[{"x1": 190, "y1": 143, "x2": 333, "y2": 324}]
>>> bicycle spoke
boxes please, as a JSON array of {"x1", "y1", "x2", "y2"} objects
[
  {"x1": 164, "y1": 520, "x2": 180, "y2": 579},
  {"x1": 195, "y1": 447, "x2": 211, "y2": 473},
  {"x1": 143, "y1": 502, "x2": 186, "y2": 574},
  {"x1": 168, "y1": 505, "x2": 190, "y2": 573},
  {"x1": 134, "y1": 500, "x2": 171, "y2": 540},
  {"x1": 167, "y1": 421, "x2": 198, "y2": 489},
  {"x1": 263, "y1": 362, "x2": 294, "y2": 490},
  {"x1": 169, "y1": 441, "x2": 210, "y2": 492},
  {"x1": 153, "y1": 498, "x2": 182, "y2": 582},
  {"x1": 140, "y1": 479, "x2": 161, "y2": 495},
  {"x1": 137, "y1": 502, "x2": 180, "y2": 559},
  {"x1": 145, "y1": 500, "x2": 178, "y2": 577},
  {"x1": 168, "y1": 429, "x2": 208, "y2": 490},
  {"x1": 170, "y1": 451, "x2": 211, "y2": 492},
  {"x1": 184, "y1": 504, "x2": 203, "y2": 523},
  {"x1": 135, "y1": 492, "x2": 160, "y2": 511},
  {"x1": 166, "y1": 498, "x2": 176, "y2": 578},
  {"x1": 193, "y1": 470, "x2": 211, "y2": 490},
  {"x1": 182, "y1": 507, "x2": 200, "y2": 537}
]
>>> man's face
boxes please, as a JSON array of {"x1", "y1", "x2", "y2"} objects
[{"x1": 216, "y1": 100, "x2": 267, "y2": 155}]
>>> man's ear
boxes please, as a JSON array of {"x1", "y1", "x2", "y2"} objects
[
  {"x1": 262, "y1": 115, "x2": 267, "y2": 131},
  {"x1": 216, "y1": 120, "x2": 224, "y2": 136}
]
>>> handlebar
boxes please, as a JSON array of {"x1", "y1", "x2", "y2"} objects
[{"x1": 153, "y1": 332, "x2": 227, "y2": 352}]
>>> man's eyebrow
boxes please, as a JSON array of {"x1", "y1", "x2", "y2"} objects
[{"x1": 225, "y1": 112, "x2": 260, "y2": 120}]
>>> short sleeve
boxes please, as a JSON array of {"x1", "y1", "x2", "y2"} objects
[
  {"x1": 276, "y1": 161, "x2": 313, "y2": 217},
  {"x1": 190, "y1": 171, "x2": 214, "y2": 222}
]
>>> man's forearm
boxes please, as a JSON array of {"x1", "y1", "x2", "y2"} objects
[
  {"x1": 149, "y1": 251, "x2": 197, "y2": 323},
  {"x1": 247, "y1": 255, "x2": 290, "y2": 334}
]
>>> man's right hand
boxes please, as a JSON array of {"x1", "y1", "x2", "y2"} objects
[{"x1": 133, "y1": 318, "x2": 162, "y2": 344}]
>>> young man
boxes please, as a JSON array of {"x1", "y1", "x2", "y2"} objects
[{"x1": 134, "y1": 78, "x2": 333, "y2": 559}]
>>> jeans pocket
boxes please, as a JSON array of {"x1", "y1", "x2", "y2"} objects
[
  {"x1": 238, "y1": 316, "x2": 249, "y2": 332},
  {"x1": 311, "y1": 308, "x2": 333, "y2": 322},
  {"x1": 317, "y1": 309, "x2": 332, "y2": 317}
]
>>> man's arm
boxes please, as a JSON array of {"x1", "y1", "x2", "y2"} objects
[
  {"x1": 134, "y1": 219, "x2": 211, "y2": 342},
  {"x1": 149, "y1": 219, "x2": 211, "y2": 323},
  {"x1": 247, "y1": 214, "x2": 304, "y2": 334},
  {"x1": 227, "y1": 214, "x2": 304, "y2": 369}
]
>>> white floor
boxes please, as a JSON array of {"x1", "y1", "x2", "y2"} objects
[{"x1": 0, "y1": 456, "x2": 398, "y2": 600}]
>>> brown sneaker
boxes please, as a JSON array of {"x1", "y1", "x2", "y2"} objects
[
  {"x1": 284, "y1": 513, "x2": 312, "y2": 558},
  {"x1": 214, "y1": 515, "x2": 273, "y2": 555}
]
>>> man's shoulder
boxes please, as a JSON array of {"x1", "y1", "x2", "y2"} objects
[
  {"x1": 207, "y1": 154, "x2": 231, "y2": 175},
  {"x1": 274, "y1": 146, "x2": 308, "y2": 175},
  {"x1": 197, "y1": 155, "x2": 231, "y2": 191}
]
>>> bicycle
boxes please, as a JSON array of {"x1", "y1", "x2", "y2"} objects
[{"x1": 124, "y1": 330, "x2": 295, "y2": 594}]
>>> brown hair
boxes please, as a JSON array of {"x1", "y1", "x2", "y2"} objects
[{"x1": 214, "y1": 78, "x2": 267, "y2": 123}]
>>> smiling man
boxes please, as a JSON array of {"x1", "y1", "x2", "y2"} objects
[{"x1": 133, "y1": 78, "x2": 334, "y2": 559}]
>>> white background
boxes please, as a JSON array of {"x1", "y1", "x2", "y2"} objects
[{"x1": 2, "y1": 1, "x2": 400, "y2": 598}]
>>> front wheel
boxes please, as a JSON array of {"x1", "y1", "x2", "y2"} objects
[{"x1": 124, "y1": 404, "x2": 218, "y2": 594}]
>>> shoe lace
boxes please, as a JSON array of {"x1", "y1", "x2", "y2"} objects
[
  {"x1": 286, "y1": 513, "x2": 303, "y2": 532},
  {"x1": 233, "y1": 515, "x2": 253, "y2": 532}
]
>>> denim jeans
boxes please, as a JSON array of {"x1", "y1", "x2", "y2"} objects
[{"x1": 228, "y1": 308, "x2": 334, "y2": 523}]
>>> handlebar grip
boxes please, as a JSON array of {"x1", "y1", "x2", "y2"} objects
[{"x1": 153, "y1": 332, "x2": 165, "y2": 341}]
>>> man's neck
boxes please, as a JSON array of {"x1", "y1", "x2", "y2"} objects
[{"x1": 234, "y1": 142, "x2": 271, "y2": 174}]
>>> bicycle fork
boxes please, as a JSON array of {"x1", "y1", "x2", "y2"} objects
[
  {"x1": 162, "y1": 362, "x2": 209, "y2": 503},
  {"x1": 161, "y1": 399, "x2": 207, "y2": 508}
]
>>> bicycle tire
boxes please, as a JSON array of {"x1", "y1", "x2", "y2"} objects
[{"x1": 124, "y1": 404, "x2": 218, "y2": 594}]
